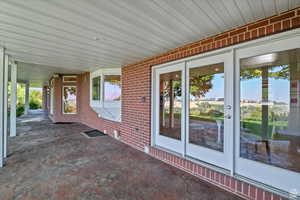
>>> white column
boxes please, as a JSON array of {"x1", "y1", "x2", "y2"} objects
[
  {"x1": 0, "y1": 48, "x2": 4, "y2": 167},
  {"x1": 10, "y1": 61, "x2": 17, "y2": 137},
  {"x1": 24, "y1": 81, "x2": 30, "y2": 115},
  {"x1": 3, "y1": 55, "x2": 8, "y2": 158}
]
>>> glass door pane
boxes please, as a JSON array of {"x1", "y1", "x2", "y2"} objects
[
  {"x1": 189, "y1": 63, "x2": 224, "y2": 152},
  {"x1": 240, "y1": 48, "x2": 300, "y2": 173},
  {"x1": 186, "y1": 52, "x2": 233, "y2": 170},
  {"x1": 154, "y1": 62, "x2": 185, "y2": 154},
  {"x1": 159, "y1": 71, "x2": 182, "y2": 140}
]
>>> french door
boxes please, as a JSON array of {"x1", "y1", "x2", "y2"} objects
[
  {"x1": 153, "y1": 52, "x2": 234, "y2": 169},
  {"x1": 186, "y1": 52, "x2": 234, "y2": 169},
  {"x1": 154, "y1": 62, "x2": 185, "y2": 154}
]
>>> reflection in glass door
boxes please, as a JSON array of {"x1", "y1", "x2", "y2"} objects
[
  {"x1": 154, "y1": 62, "x2": 185, "y2": 154},
  {"x1": 236, "y1": 39, "x2": 300, "y2": 192},
  {"x1": 188, "y1": 63, "x2": 225, "y2": 152},
  {"x1": 186, "y1": 53, "x2": 233, "y2": 169},
  {"x1": 159, "y1": 71, "x2": 182, "y2": 140}
]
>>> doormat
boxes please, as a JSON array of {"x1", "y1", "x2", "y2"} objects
[
  {"x1": 54, "y1": 122, "x2": 74, "y2": 124},
  {"x1": 82, "y1": 129, "x2": 106, "y2": 138}
]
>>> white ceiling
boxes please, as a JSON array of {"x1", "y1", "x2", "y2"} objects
[
  {"x1": 1, "y1": 0, "x2": 300, "y2": 77},
  {"x1": 15, "y1": 62, "x2": 82, "y2": 87}
]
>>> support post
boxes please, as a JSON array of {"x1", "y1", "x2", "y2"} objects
[
  {"x1": 10, "y1": 61, "x2": 17, "y2": 137},
  {"x1": 3, "y1": 55, "x2": 8, "y2": 157},
  {"x1": 24, "y1": 81, "x2": 30, "y2": 115},
  {"x1": 261, "y1": 68, "x2": 269, "y2": 140},
  {"x1": 0, "y1": 48, "x2": 4, "y2": 167}
]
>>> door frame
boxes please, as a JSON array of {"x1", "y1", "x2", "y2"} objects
[
  {"x1": 153, "y1": 61, "x2": 186, "y2": 155},
  {"x1": 151, "y1": 29, "x2": 300, "y2": 195},
  {"x1": 185, "y1": 52, "x2": 234, "y2": 170},
  {"x1": 234, "y1": 34, "x2": 300, "y2": 192}
]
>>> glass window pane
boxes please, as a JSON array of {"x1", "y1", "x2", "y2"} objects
[
  {"x1": 159, "y1": 71, "x2": 182, "y2": 140},
  {"x1": 189, "y1": 63, "x2": 224, "y2": 152},
  {"x1": 240, "y1": 48, "x2": 300, "y2": 173},
  {"x1": 92, "y1": 76, "x2": 101, "y2": 100},
  {"x1": 104, "y1": 75, "x2": 121, "y2": 101},
  {"x1": 63, "y1": 86, "x2": 77, "y2": 114}
]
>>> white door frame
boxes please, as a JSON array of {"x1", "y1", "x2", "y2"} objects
[
  {"x1": 153, "y1": 62, "x2": 186, "y2": 155},
  {"x1": 186, "y1": 52, "x2": 234, "y2": 170},
  {"x1": 235, "y1": 34, "x2": 300, "y2": 192}
]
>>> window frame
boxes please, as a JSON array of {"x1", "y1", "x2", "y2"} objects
[
  {"x1": 62, "y1": 75, "x2": 77, "y2": 83},
  {"x1": 90, "y1": 68, "x2": 122, "y2": 122},
  {"x1": 62, "y1": 85, "x2": 77, "y2": 115}
]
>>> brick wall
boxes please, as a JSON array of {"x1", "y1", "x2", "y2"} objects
[
  {"x1": 78, "y1": 72, "x2": 121, "y2": 135},
  {"x1": 50, "y1": 8, "x2": 300, "y2": 200},
  {"x1": 117, "y1": 8, "x2": 300, "y2": 200}
]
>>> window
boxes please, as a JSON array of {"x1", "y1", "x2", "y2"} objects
[
  {"x1": 104, "y1": 75, "x2": 121, "y2": 101},
  {"x1": 63, "y1": 75, "x2": 77, "y2": 83},
  {"x1": 92, "y1": 76, "x2": 101, "y2": 100},
  {"x1": 89, "y1": 69, "x2": 121, "y2": 122},
  {"x1": 63, "y1": 86, "x2": 77, "y2": 114}
]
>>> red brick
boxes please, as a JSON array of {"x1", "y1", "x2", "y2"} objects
[
  {"x1": 292, "y1": 17, "x2": 300, "y2": 27},
  {"x1": 232, "y1": 36, "x2": 238, "y2": 44},
  {"x1": 242, "y1": 183, "x2": 249, "y2": 196},
  {"x1": 270, "y1": 11, "x2": 295, "y2": 23},
  {"x1": 282, "y1": 19, "x2": 291, "y2": 30},
  {"x1": 257, "y1": 189, "x2": 264, "y2": 200},
  {"x1": 245, "y1": 32, "x2": 251, "y2": 40},
  {"x1": 266, "y1": 25, "x2": 273, "y2": 35},
  {"x1": 230, "y1": 27, "x2": 247, "y2": 36},
  {"x1": 259, "y1": 27, "x2": 266, "y2": 37},
  {"x1": 272, "y1": 194, "x2": 281, "y2": 200},
  {"x1": 274, "y1": 22, "x2": 282, "y2": 32},
  {"x1": 248, "y1": 19, "x2": 269, "y2": 30},
  {"x1": 236, "y1": 181, "x2": 242, "y2": 192},
  {"x1": 215, "y1": 33, "x2": 229, "y2": 41},
  {"x1": 221, "y1": 39, "x2": 227, "y2": 47},
  {"x1": 264, "y1": 191, "x2": 272, "y2": 200},
  {"x1": 227, "y1": 37, "x2": 232, "y2": 45},
  {"x1": 249, "y1": 185, "x2": 256, "y2": 199},
  {"x1": 298, "y1": 9, "x2": 300, "y2": 15},
  {"x1": 251, "y1": 29, "x2": 258, "y2": 38},
  {"x1": 238, "y1": 33, "x2": 245, "y2": 42},
  {"x1": 230, "y1": 179, "x2": 236, "y2": 191},
  {"x1": 201, "y1": 38, "x2": 213, "y2": 45}
]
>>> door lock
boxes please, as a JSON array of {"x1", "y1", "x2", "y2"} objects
[
  {"x1": 224, "y1": 114, "x2": 232, "y2": 119},
  {"x1": 225, "y1": 105, "x2": 232, "y2": 110}
]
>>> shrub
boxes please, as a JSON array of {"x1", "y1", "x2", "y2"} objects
[
  {"x1": 29, "y1": 100, "x2": 41, "y2": 109},
  {"x1": 16, "y1": 104, "x2": 24, "y2": 117}
]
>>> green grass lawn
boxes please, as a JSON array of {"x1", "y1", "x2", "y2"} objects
[{"x1": 166, "y1": 113, "x2": 289, "y2": 140}]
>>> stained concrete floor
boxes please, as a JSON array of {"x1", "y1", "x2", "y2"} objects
[{"x1": 0, "y1": 112, "x2": 242, "y2": 200}]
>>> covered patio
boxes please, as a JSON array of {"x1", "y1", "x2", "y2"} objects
[
  {"x1": 0, "y1": 111, "x2": 241, "y2": 200},
  {"x1": 1, "y1": 1, "x2": 300, "y2": 200}
]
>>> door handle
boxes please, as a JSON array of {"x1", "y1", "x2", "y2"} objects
[
  {"x1": 225, "y1": 105, "x2": 232, "y2": 110},
  {"x1": 224, "y1": 114, "x2": 231, "y2": 119}
]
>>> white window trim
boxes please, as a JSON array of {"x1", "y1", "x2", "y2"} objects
[
  {"x1": 151, "y1": 28, "x2": 300, "y2": 198},
  {"x1": 90, "y1": 68, "x2": 121, "y2": 122},
  {"x1": 62, "y1": 75, "x2": 77, "y2": 83},
  {"x1": 62, "y1": 85, "x2": 77, "y2": 115}
]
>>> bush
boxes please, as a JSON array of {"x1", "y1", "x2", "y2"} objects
[
  {"x1": 16, "y1": 104, "x2": 24, "y2": 117},
  {"x1": 29, "y1": 100, "x2": 41, "y2": 109}
]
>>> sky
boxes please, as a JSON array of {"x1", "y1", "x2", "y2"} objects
[{"x1": 202, "y1": 73, "x2": 290, "y2": 103}]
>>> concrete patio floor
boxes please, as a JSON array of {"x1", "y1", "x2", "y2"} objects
[{"x1": 0, "y1": 112, "x2": 242, "y2": 200}]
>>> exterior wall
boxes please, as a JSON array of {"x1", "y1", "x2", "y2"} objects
[
  {"x1": 78, "y1": 73, "x2": 121, "y2": 134},
  {"x1": 51, "y1": 75, "x2": 81, "y2": 123},
  {"x1": 49, "y1": 8, "x2": 300, "y2": 200}
]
